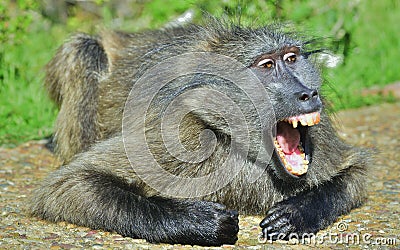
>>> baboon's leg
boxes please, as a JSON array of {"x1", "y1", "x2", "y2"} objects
[
  {"x1": 30, "y1": 137, "x2": 239, "y2": 246},
  {"x1": 260, "y1": 149, "x2": 368, "y2": 239},
  {"x1": 45, "y1": 34, "x2": 109, "y2": 162}
]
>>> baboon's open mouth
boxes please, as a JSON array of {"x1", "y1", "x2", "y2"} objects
[{"x1": 274, "y1": 112, "x2": 320, "y2": 176}]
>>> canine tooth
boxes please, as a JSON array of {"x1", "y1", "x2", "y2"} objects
[
  {"x1": 315, "y1": 113, "x2": 320, "y2": 124},
  {"x1": 292, "y1": 120, "x2": 298, "y2": 128}
]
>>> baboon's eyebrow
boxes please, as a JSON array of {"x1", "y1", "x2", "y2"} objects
[
  {"x1": 251, "y1": 46, "x2": 299, "y2": 65},
  {"x1": 282, "y1": 46, "x2": 300, "y2": 54}
]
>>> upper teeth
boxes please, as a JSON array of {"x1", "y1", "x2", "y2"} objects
[{"x1": 285, "y1": 112, "x2": 320, "y2": 128}]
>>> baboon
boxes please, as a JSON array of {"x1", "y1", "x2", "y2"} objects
[{"x1": 30, "y1": 18, "x2": 370, "y2": 246}]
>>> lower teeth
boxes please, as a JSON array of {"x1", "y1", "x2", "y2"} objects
[{"x1": 274, "y1": 139, "x2": 308, "y2": 175}]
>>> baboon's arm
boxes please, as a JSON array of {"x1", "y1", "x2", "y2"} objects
[
  {"x1": 260, "y1": 161, "x2": 367, "y2": 239},
  {"x1": 30, "y1": 137, "x2": 239, "y2": 246}
]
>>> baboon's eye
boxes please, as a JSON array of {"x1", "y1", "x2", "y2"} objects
[
  {"x1": 283, "y1": 52, "x2": 297, "y2": 63},
  {"x1": 257, "y1": 58, "x2": 275, "y2": 69}
]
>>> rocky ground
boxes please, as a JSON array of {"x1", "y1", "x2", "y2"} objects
[{"x1": 1, "y1": 102, "x2": 399, "y2": 249}]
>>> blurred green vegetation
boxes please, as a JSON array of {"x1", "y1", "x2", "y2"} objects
[{"x1": 1, "y1": 0, "x2": 399, "y2": 146}]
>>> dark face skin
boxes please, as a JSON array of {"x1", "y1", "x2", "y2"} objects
[{"x1": 250, "y1": 46, "x2": 322, "y2": 120}]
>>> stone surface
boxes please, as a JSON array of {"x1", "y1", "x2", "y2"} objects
[{"x1": 1, "y1": 102, "x2": 399, "y2": 249}]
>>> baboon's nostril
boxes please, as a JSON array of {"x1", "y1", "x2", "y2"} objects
[
  {"x1": 311, "y1": 90, "x2": 319, "y2": 98},
  {"x1": 298, "y1": 90, "x2": 318, "y2": 101},
  {"x1": 299, "y1": 93, "x2": 310, "y2": 101}
]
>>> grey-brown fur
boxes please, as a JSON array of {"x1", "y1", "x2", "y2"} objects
[{"x1": 31, "y1": 19, "x2": 370, "y2": 246}]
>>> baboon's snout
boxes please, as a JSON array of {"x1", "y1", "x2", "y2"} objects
[{"x1": 295, "y1": 87, "x2": 322, "y2": 113}]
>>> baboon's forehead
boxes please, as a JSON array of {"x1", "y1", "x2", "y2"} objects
[
  {"x1": 220, "y1": 28, "x2": 304, "y2": 63},
  {"x1": 193, "y1": 22, "x2": 307, "y2": 65},
  {"x1": 248, "y1": 28, "x2": 302, "y2": 50}
]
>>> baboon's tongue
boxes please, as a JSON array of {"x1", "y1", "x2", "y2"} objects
[
  {"x1": 276, "y1": 122, "x2": 300, "y2": 154},
  {"x1": 275, "y1": 113, "x2": 320, "y2": 176}
]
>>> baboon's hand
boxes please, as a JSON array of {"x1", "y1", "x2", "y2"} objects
[
  {"x1": 153, "y1": 200, "x2": 239, "y2": 246},
  {"x1": 259, "y1": 199, "x2": 312, "y2": 240},
  {"x1": 191, "y1": 201, "x2": 239, "y2": 246},
  {"x1": 212, "y1": 208, "x2": 239, "y2": 245}
]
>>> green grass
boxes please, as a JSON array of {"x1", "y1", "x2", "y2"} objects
[
  {"x1": 0, "y1": 24, "x2": 61, "y2": 147},
  {"x1": 1, "y1": 0, "x2": 399, "y2": 146},
  {"x1": 320, "y1": 0, "x2": 400, "y2": 110}
]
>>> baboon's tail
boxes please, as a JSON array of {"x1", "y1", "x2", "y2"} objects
[{"x1": 45, "y1": 34, "x2": 109, "y2": 163}]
